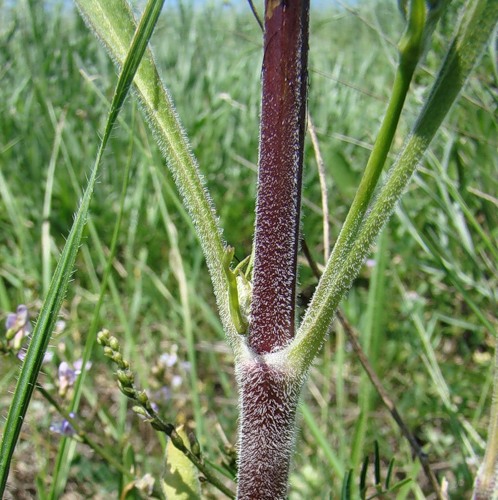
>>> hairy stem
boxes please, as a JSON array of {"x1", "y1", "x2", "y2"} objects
[
  {"x1": 249, "y1": 0, "x2": 310, "y2": 354},
  {"x1": 237, "y1": 359, "x2": 302, "y2": 499},
  {"x1": 236, "y1": 0, "x2": 310, "y2": 497}
]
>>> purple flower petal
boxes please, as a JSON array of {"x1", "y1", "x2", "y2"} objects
[
  {"x1": 5, "y1": 313, "x2": 17, "y2": 330},
  {"x1": 50, "y1": 413, "x2": 76, "y2": 437}
]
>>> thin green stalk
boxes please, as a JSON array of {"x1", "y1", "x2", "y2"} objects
[
  {"x1": 307, "y1": 111, "x2": 331, "y2": 261},
  {"x1": 320, "y1": 0, "x2": 428, "y2": 295},
  {"x1": 47, "y1": 3, "x2": 165, "y2": 497},
  {"x1": 97, "y1": 330, "x2": 235, "y2": 498},
  {"x1": 289, "y1": 0, "x2": 498, "y2": 376}
]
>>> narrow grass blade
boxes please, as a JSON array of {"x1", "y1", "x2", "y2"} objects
[
  {"x1": 340, "y1": 469, "x2": 353, "y2": 500},
  {"x1": 312, "y1": 0, "x2": 435, "y2": 328},
  {"x1": 0, "y1": 0, "x2": 165, "y2": 495},
  {"x1": 48, "y1": 106, "x2": 137, "y2": 497},
  {"x1": 300, "y1": 402, "x2": 344, "y2": 478}
]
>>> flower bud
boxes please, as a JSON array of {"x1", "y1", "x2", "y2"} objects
[
  {"x1": 116, "y1": 369, "x2": 134, "y2": 386},
  {"x1": 97, "y1": 329, "x2": 110, "y2": 345},
  {"x1": 103, "y1": 346, "x2": 113, "y2": 358},
  {"x1": 132, "y1": 405, "x2": 148, "y2": 417},
  {"x1": 136, "y1": 390, "x2": 148, "y2": 406},
  {"x1": 188, "y1": 432, "x2": 202, "y2": 458},
  {"x1": 109, "y1": 336, "x2": 120, "y2": 351}
]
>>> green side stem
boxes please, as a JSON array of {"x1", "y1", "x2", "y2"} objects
[
  {"x1": 316, "y1": 0, "x2": 426, "y2": 296},
  {"x1": 76, "y1": 0, "x2": 243, "y2": 357},
  {"x1": 289, "y1": 0, "x2": 498, "y2": 375}
]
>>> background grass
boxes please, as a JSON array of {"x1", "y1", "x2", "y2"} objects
[{"x1": 0, "y1": 0, "x2": 496, "y2": 497}]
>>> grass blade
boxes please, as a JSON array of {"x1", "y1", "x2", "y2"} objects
[{"x1": 0, "y1": 0, "x2": 165, "y2": 495}]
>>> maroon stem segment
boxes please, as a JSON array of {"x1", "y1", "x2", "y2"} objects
[
  {"x1": 237, "y1": 361, "x2": 302, "y2": 499},
  {"x1": 250, "y1": 0, "x2": 310, "y2": 354}
]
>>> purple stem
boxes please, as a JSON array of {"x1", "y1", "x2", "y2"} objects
[
  {"x1": 250, "y1": 0, "x2": 310, "y2": 355},
  {"x1": 237, "y1": 360, "x2": 302, "y2": 499},
  {"x1": 236, "y1": 1, "x2": 310, "y2": 497}
]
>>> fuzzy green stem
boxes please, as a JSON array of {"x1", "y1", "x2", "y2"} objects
[
  {"x1": 75, "y1": 0, "x2": 243, "y2": 356},
  {"x1": 290, "y1": 0, "x2": 498, "y2": 375},
  {"x1": 313, "y1": 0, "x2": 426, "y2": 313}
]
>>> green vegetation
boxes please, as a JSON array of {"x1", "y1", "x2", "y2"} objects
[{"x1": 1, "y1": 0, "x2": 496, "y2": 497}]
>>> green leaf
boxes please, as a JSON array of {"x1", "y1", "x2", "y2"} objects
[
  {"x1": 0, "y1": 0, "x2": 165, "y2": 496},
  {"x1": 359, "y1": 455, "x2": 369, "y2": 499},
  {"x1": 161, "y1": 427, "x2": 202, "y2": 500},
  {"x1": 373, "y1": 441, "x2": 381, "y2": 486},
  {"x1": 340, "y1": 469, "x2": 353, "y2": 500}
]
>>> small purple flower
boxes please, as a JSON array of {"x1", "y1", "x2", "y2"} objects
[
  {"x1": 58, "y1": 359, "x2": 92, "y2": 396},
  {"x1": 171, "y1": 374, "x2": 183, "y2": 389},
  {"x1": 50, "y1": 412, "x2": 76, "y2": 437},
  {"x1": 159, "y1": 351, "x2": 178, "y2": 368},
  {"x1": 5, "y1": 304, "x2": 32, "y2": 350},
  {"x1": 365, "y1": 259, "x2": 376, "y2": 269}
]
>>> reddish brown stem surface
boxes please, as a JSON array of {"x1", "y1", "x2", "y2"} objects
[
  {"x1": 236, "y1": 1, "x2": 310, "y2": 497},
  {"x1": 237, "y1": 361, "x2": 302, "y2": 499},
  {"x1": 250, "y1": 0, "x2": 310, "y2": 355}
]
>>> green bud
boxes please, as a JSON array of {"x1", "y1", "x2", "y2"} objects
[
  {"x1": 97, "y1": 329, "x2": 110, "y2": 345},
  {"x1": 103, "y1": 346, "x2": 114, "y2": 358},
  {"x1": 109, "y1": 336, "x2": 120, "y2": 351},
  {"x1": 188, "y1": 432, "x2": 202, "y2": 458},
  {"x1": 5, "y1": 328, "x2": 16, "y2": 341},
  {"x1": 116, "y1": 369, "x2": 134, "y2": 386},
  {"x1": 170, "y1": 429, "x2": 186, "y2": 452},
  {"x1": 118, "y1": 384, "x2": 136, "y2": 398},
  {"x1": 136, "y1": 390, "x2": 148, "y2": 406},
  {"x1": 132, "y1": 405, "x2": 148, "y2": 417},
  {"x1": 112, "y1": 351, "x2": 124, "y2": 365}
]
